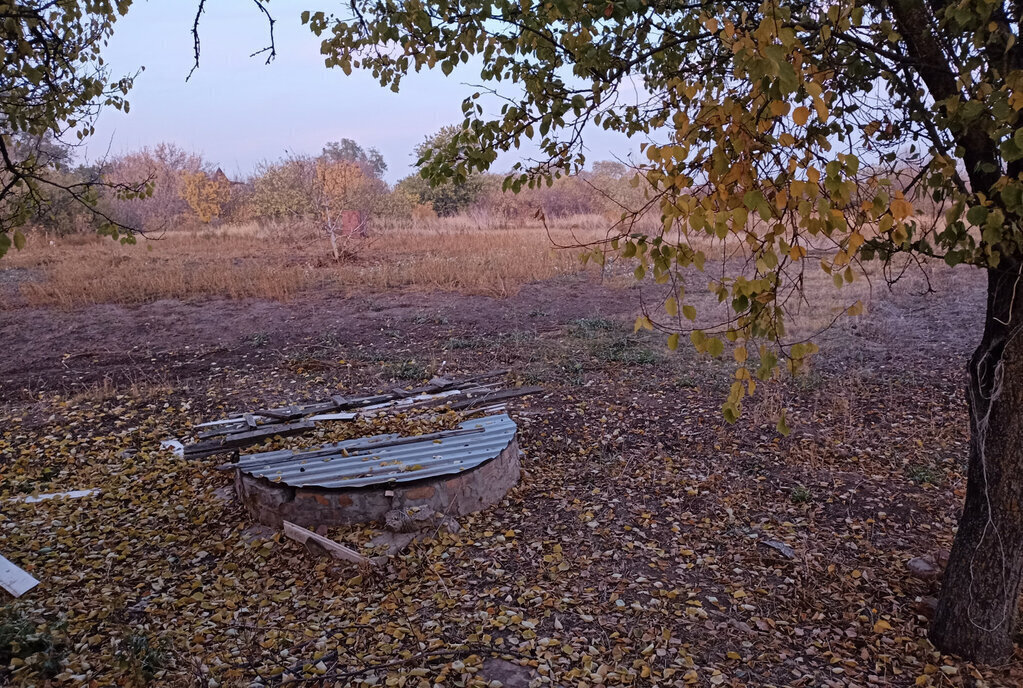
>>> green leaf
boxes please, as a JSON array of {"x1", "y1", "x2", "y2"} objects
[
  {"x1": 12, "y1": 230, "x2": 26, "y2": 250},
  {"x1": 966, "y1": 206, "x2": 988, "y2": 226}
]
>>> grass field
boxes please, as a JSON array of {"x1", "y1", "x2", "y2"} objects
[{"x1": 3, "y1": 220, "x2": 611, "y2": 308}]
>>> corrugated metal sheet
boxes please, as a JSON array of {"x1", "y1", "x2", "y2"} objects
[{"x1": 237, "y1": 414, "x2": 516, "y2": 489}]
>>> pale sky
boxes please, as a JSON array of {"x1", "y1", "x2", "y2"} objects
[{"x1": 86, "y1": 1, "x2": 636, "y2": 183}]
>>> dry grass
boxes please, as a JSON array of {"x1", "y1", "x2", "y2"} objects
[
  {"x1": 4, "y1": 220, "x2": 607, "y2": 308},
  {"x1": 3, "y1": 215, "x2": 945, "y2": 320}
]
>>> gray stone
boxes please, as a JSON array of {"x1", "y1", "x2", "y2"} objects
[
  {"x1": 212, "y1": 485, "x2": 235, "y2": 503},
  {"x1": 240, "y1": 524, "x2": 276, "y2": 543},
  {"x1": 907, "y1": 555, "x2": 942, "y2": 580},
  {"x1": 760, "y1": 539, "x2": 795, "y2": 559},
  {"x1": 367, "y1": 531, "x2": 418, "y2": 555},
  {"x1": 480, "y1": 658, "x2": 534, "y2": 688}
]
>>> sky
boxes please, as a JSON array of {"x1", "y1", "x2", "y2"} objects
[{"x1": 86, "y1": 1, "x2": 637, "y2": 184}]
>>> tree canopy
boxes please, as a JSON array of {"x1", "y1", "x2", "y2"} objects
[
  {"x1": 321, "y1": 138, "x2": 388, "y2": 179},
  {"x1": 305, "y1": 0, "x2": 1023, "y2": 663},
  {"x1": 0, "y1": 0, "x2": 144, "y2": 256},
  {"x1": 397, "y1": 125, "x2": 487, "y2": 216}
]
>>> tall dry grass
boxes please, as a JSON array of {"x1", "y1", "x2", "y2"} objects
[{"x1": 3, "y1": 218, "x2": 608, "y2": 308}]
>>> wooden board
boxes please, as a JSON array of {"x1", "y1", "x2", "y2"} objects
[
  {"x1": 282, "y1": 521, "x2": 372, "y2": 566},
  {"x1": 0, "y1": 553, "x2": 39, "y2": 598},
  {"x1": 185, "y1": 420, "x2": 315, "y2": 459}
]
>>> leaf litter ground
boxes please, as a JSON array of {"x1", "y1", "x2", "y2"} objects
[{"x1": 1, "y1": 270, "x2": 1021, "y2": 686}]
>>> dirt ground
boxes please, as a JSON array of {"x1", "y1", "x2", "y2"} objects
[{"x1": 2, "y1": 266, "x2": 1021, "y2": 687}]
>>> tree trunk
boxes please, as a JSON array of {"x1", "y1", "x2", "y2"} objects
[
  {"x1": 327, "y1": 224, "x2": 340, "y2": 262},
  {"x1": 931, "y1": 264, "x2": 1023, "y2": 662}
]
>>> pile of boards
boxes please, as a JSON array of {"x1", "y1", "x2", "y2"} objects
[{"x1": 183, "y1": 370, "x2": 540, "y2": 459}]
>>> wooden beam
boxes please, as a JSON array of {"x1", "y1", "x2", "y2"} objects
[
  {"x1": 184, "y1": 420, "x2": 315, "y2": 459},
  {"x1": 282, "y1": 521, "x2": 372, "y2": 566}
]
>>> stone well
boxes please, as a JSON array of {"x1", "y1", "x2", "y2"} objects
[{"x1": 232, "y1": 414, "x2": 520, "y2": 528}]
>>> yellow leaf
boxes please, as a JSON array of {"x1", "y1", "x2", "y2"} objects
[
  {"x1": 813, "y1": 96, "x2": 829, "y2": 121},
  {"x1": 792, "y1": 106, "x2": 810, "y2": 126},
  {"x1": 733, "y1": 346, "x2": 748, "y2": 364},
  {"x1": 873, "y1": 619, "x2": 892, "y2": 633},
  {"x1": 665, "y1": 296, "x2": 678, "y2": 316},
  {"x1": 634, "y1": 315, "x2": 654, "y2": 332}
]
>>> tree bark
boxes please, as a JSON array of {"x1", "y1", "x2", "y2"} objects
[{"x1": 931, "y1": 263, "x2": 1023, "y2": 662}]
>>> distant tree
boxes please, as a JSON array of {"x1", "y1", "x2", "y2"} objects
[
  {"x1": 376, "y1": 187, "x2": 426, "y2": 228},
  {"x1": 321, "y1": 139, "x2": 387, "y2": 179},
  {"x1": 586, "y1": 161, "x2": 649, "y2": 221},
  {"x1": 398, "y1": 126, "x2": 485, "y2": 216},
  {"x1": 15, "y1": 134, "x2": 102, "y2": 235},
  {"x1": 313, "y1": 0, "x2": 1023, "y2": 662},
  {"x1": 100, "y1": 144, "x2": 206, "y2": 231},
  {"x1": 1, "y1": 1, "x2": 143, "y2": 256},
  {"x1": 248, "y1": 156, "x2": 316, "y2": 225},
  {"x1": 313, "y1": 159, "x2": 376, "y2": 259},
  {"x1": 180, "y1": 170, "x2": 232, "y2": 224}
]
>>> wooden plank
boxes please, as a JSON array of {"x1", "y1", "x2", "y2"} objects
[
  {"x1": 282, "y1": 521, "x2": 372, "y2": 565},
  {"x1": 445, "y1": 386, "x2": 543, "y2": 411},
  {"x1": 184, "y1": 420, "x2": 315, "y2": 459},
  {"x1": 13, "y1": 489, "x2": 99, "y2": 504},
  {"x1": 192, "y1": 371, "x2": 523, "y2": 451},
  {"x1": 305, "y1": 411, "x2": 359, "y2": 422},
  {"x1": 0, "y1": 553, "x2": 39, "y2": 598}
]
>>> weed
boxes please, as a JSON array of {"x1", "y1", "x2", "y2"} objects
[
  {"x1": 570, "y1": 317, "x2": 619, "y2": 338},
  {"x1": 520, "y1": 367, "x2": 546, "y2": 385},
  {"x1": 500, "y1": 330, "x2": 537, "y2": 345},
  {"x1": 115, "y1": 631, "x2": 169, "y2": 686},
  {"x1": 907, "y1": 464, "x2": 942, "y2": 485},
  {"x1": 390, "y1": 360, "x2": 427, "y2": 381},
  {"x1": 790, "y1": 485, "x2": 813, "y2": 504},
  {"x1": 447, "y1": 337, "x2": 481, "y2": 350},
  {"x1": 0, "y1": 605, "x2": 67, "y2": 679},
  {"x1": 593, "y1": 335, "x2": 660, "y2": 365},
  {"x1": 246, "y1": 332, "x2": 270, "y2": 348},
  {"x1": 675, "y1": 373, "x2": 699, "y2": 388},
  {"x1": 413, "y1": 313, "x2": 450, "y2": 325},
  {"x1": 793, "y1": 369, "x2": 826, "y2": 392},
  {"x1": 555, "y1": 359, "x2": 586, "y2": 386},
  {"x1": 528, "y1": 307, "x2": 549, "y2": 318}
]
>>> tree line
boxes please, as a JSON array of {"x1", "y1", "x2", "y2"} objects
[{"x1": 22, "y1": 129, "x2": 648, "y2": 238}]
